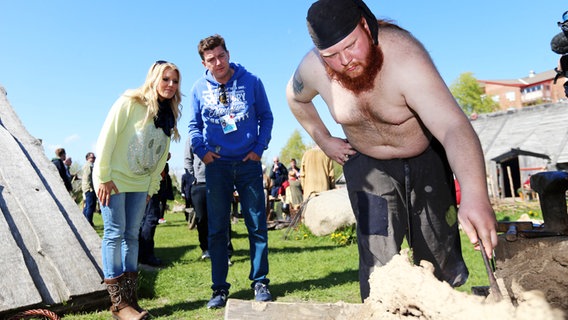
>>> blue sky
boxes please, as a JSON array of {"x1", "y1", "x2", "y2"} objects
[{"x1": 1, "y1": 1, "x2": 566, "y2": 176}]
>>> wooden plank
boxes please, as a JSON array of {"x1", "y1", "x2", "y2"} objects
[
  {"x1": 224, "y1": 299, "x2": 363, "y2": 320},
  {"x1": 0, "y1": 204, "x2": 43, "y2": 310}
]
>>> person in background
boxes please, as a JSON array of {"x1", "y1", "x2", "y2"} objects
[
  {"x1": 283, "y1": 170, "x2": 303, "y2": 220},
  {"x1": 300, "y1": 145, "x2": 335, "y2": 199},
  {"x1": 286, "y1": 0, "x2": 497, "y2": 300},
  {"x1": 93, "y1": 60, "x2": 182, "y2": 319},
  {"x1": 157, "y1": 153, "x2": 174, "y2": 224},
  {"x1": 52, "y1": 148, "x2": 73, "y2": 192},
  {"x1": 181, "y1": 163, "x2": 195, "y2": 228},
  {"x1": 188, "y1": 34, "x2": 274, "y2": 309},
  {"x1": 269, "y1": 156, "x2": 288, "y2": 199},
  {"x1": 268, "y1": 156, "x2": 288, "y2": 220},
  {"x1": 288, "y1": 158, "x2": 301, "y2": 179},
  {"x1": 81, "y1": 152, "x2": 97, "y2": 227},
  {"x1": 64, "y1": 157, "x2": 75, "y2": 182},
  {"x1": 138, "y1": 159, "x2": 171, "y2": 267}
]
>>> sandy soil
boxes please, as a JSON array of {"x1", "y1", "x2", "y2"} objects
[
  {"x1": 494, "y1": 236, "x2": 568, "y2": 316},
  {"x1": 348, "y1": 247, "x2": 565, "y2": 320}
]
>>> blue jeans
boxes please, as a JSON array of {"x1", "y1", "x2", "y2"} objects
[
  {"x1": 206, "y1": 160, "x2": 269, "y2": 291},
  {"x1": 83, "y1": 190, "x2": 97, "y2": 226},
  {"x1": 100, "y1": 192, "x2": 147, "y2": 278}
]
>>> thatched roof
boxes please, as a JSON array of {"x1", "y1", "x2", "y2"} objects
[{"x1": 0, "y1": 86, "x2": 107, "y2": 318}]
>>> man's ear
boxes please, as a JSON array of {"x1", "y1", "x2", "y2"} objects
[{"x1": 361, "y1": 17, "x2": 370, "y2": 33}]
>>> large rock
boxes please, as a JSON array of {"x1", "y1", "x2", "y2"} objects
[{"x1": 303, "y1": 188, "x2": 356, "y2": 236}]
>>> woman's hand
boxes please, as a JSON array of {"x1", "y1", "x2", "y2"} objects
[{"x1": 97, "y1": 180, "x2": 119, "y2": 207}]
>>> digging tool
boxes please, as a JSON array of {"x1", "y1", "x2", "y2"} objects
[{"x1": 478, "y1": 239, "x2": 502, "y2": 302}]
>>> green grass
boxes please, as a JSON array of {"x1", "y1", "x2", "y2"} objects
[{"x1": 61, "y1": 199, "x2": 541, "y2": 319}]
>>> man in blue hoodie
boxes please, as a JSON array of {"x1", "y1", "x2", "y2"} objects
[{"x1": 188, "y1": 34, "x2": 274, "y2": 309}]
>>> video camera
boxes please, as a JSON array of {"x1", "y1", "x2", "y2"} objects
[{"x1": 551, "y1": 11, "x2": 568, "y2": 96}]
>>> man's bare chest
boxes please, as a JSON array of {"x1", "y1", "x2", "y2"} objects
[{"x1": 325, "y1": 87, "x2": 413, "y2": 127}]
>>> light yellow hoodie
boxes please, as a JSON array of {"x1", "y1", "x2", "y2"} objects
[{"x1": 93, "y1": 95, "x2": 170, "y2": 197}]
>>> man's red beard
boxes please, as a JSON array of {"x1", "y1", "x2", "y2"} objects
[{"x1": 325, "y1": 44, "x2": 383, "y2": 94}]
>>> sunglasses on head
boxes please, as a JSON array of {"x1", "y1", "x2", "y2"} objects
[
  {"x1": 152, "y1": 60, "x2": 169, "y2": 70},
  {"x1": 219, "y1": 84, "x2": 228, "y2": 105}
]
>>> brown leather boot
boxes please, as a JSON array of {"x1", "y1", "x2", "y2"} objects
[
  {"x1": 105, "y1": 274, "x2": 149, "y2": 320},
  {"x1": 124, "y1": 271, "x2": 146, "y2": 314}
]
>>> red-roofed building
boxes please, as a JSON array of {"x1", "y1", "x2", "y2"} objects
[{"x1": 479, "y1": 69, "x2": 567, "y2": 110}]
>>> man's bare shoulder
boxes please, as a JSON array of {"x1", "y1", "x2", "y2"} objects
[
  {"x1": 298, "y1": 48, "x2": 326, "y2": 77},
  {"x1": 291, "y1": 48, "x2": 329, "y2": 98},
  {"x1": 379, "y1": 23, "x2": 428, "y2": 57}
]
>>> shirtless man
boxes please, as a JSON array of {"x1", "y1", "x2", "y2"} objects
[{"x1": 286, "y1": 0, "x2": 498, "y2": 300}]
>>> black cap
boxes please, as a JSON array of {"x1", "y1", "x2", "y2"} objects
[{"x1": 307, "y1": 0, "x2": 378, "y2": 50}]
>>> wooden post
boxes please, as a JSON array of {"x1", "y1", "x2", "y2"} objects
[{"x1": 506, "y1": 166, "x2": 516, "y2": 202}]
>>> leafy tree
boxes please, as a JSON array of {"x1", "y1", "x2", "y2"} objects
[
  {"x1": 450, "y1": 72, "x2": 498, "y2": 116},
  {"x1": 280, "y1": 129, "x2": 307, "y2": 164}
]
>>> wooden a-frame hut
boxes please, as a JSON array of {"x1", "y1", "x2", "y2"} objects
[{"x1": 0, "y1": 86, "x2": 107, "y2": 318}]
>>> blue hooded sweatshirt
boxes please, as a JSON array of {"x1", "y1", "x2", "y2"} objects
[{"x1": 188, "y1": 63, "x2": 274, "y2": 161}]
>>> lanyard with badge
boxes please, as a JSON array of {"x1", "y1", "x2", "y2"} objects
[{"x1": 211, "y1": 81, "x2": 238, "y2": 134}]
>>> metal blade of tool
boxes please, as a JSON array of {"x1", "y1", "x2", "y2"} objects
[{"x1": 479, "y1": 239, "x2": 503, "y2": 302}]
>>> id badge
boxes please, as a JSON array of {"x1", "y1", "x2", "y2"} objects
[{"x1": 221, "y1": 114, "x2": 237, "y2": 134}]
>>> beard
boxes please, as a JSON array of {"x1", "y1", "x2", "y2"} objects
[{"x1": 325, "y1": 44, "x2": 383, "y2": 94}]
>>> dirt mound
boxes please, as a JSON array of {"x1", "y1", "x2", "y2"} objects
[
  {"x1": 351, "y1": 250, "x2": 564, "y2": 320},
  {"x1": 495, "y1": 236, "x2": 568, "y2": 314}
]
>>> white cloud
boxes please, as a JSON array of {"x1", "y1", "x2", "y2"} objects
[{"x1": 64, "y1": 134, "x2": 80, "y2": 144}]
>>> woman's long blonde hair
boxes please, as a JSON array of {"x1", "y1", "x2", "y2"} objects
[{"x1": 126, "y1": 61, "x2": 183, "y2": 141}]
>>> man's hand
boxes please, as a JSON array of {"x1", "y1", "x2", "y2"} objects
[
  {"x1": 97, "y1": 180, "x2": 119, "y2": 207},
  {"x1": 202, "y1": 151, "x2": 221, "y2": 164},
  {"x1": 457, "y1": 198, "x2": 498, "y2": 258},
  {"x1": 320, "y1": 137, "x2": 356, "y2": 165},
  {"x1": 243, "y1": 151, "x2": 261, "y2": 162}
]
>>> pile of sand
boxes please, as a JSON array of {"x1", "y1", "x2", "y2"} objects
[
  {"x1": 349, "y1": 249, "x2": 564, "y2": 320},
  {"x1": 225, "y1": 237, "x2": 568, "y2": 319}
]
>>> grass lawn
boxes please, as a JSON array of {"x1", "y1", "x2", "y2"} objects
[{"x1": 62, "y1": 198, "x2": 542, "y2": 319}]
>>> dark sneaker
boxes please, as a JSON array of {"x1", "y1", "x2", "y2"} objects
[
  {"x1": 254, "y1": 282, "x2": 272, "y2": 302},
  {"x1": 207, "y1": 289, "x2": 228, "y2": 309}
]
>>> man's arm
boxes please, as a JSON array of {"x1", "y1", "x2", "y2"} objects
[
  {"x1": 286, "y1": 51, "x2": 354, "y2": 165},
  {"x1": 398, "y1": 33, "x2": 498, "y2": 255},
  {"x1": 251, "y1": 78, "x2": 273, "y2": 158},
  {"x1": 187, "y1": 85, "x2": 208, "y2": 160}
]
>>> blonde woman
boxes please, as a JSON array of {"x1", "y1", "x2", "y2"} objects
[{"x1": 93, "y1": 60, "x2": 182, "y2": 320}]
